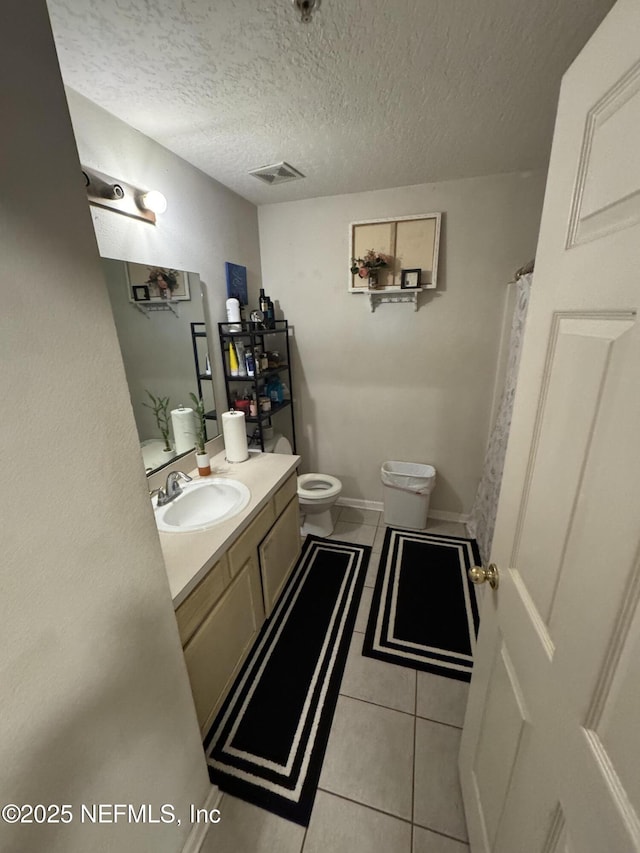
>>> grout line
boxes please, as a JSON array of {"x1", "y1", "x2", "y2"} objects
[
  {"x1": 337, "y1": 691, "x2": 416, "y2": 719},
  {"x1": 316, "y1": 787, "x2": 413, "y2": 826},
  {"x1": 411, "y1": 672, "x2": 417, "y2": 839},
  {"x1": 415, "y1": 713, "x2": 464, "y2": 731},
  {"x1": 300, "y1": 822, "x2": 309, "y2": 853},
  {"x1": 412, "y1": 821, "x2": 470, "y2": 845}
]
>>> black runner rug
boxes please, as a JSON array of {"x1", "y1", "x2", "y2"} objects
[
  {"x1": 363, "y1": 529, "x2": 480, "y2": 682},
  {"x1": 203, "y1": 535, "x2": 370, "y2": 826}
]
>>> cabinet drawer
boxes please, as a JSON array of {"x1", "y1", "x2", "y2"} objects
[
  {"x1": 274, "y1": 472, "x2": 298, "y2": 516},
  {"x1": 175, "y1": 554, "x2": 230, "y2": 647},
  {"x1": 227, "y1": 500, "x2": 276, "y2": 578}
]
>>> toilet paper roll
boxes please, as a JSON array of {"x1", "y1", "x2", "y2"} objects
[
  {"x1": 222, "y1": 410, "x2": 249, "y2": 463},
  {"x1": 171, "y1": 406, "x2": 197, "y2": 454}
]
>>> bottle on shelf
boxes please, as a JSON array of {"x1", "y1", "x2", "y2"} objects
[
  {"x1": 228, "y1": 341, "x2": 239, "y2": 376},
  {"x1": 245, "y1": 348, "x2": 255, "y2": 378},
  {"x1": 266, "y1": 375, "x2": 284, "y2": 404},
  {"x1": 259, "y1": 288, "x2": 269, "y2": 315},
  {"x1": 234, "y1": 340, "x2": 248, "y2": 377},
  {"x1": 265, "y1": 296, "x2": 275, "y2": 329}
]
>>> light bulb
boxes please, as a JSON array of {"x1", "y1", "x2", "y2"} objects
[{"x1": 140, "y1": 190, "x2": 167, "y2": 214}]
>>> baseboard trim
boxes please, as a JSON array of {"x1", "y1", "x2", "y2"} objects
[
  {"x1": 181, "y1": 785, "x2": 222, "y2": 853},
  {"x1": 336, "y1": 497, "x2": 469, "y2": 526},
  {"x1": 336, "y1": 497, "x2": 384, "y2": 512}
]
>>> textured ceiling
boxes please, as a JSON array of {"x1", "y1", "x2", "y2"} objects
[{"x1": 46, "y1": 0, "x2": 615, "y2": 205}]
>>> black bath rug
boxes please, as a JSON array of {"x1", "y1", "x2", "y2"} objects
[
  {"x1": 363, "y1": 528, "x2": 480, "y2": 682},
  {"x1": 203, "y1": 535, "x2": 370, "y2": 826}
]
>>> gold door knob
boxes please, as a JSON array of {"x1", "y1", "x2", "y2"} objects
[{"x1": 469, "y1": 563, "x2": 499, "y2": 590}]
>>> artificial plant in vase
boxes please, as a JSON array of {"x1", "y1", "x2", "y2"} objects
[
  {"x1": 143, "y1": 390, "x2": 172, "y2": 453},
  {"x1": 146, "y1": 267, "x2": 179, "y2": 300},
  {"x1": 189, "y1": 392, "x2": 211, "y2": 475},
  {"x1": 350, "y1": 249, "x2": 390, "y2": 289}
]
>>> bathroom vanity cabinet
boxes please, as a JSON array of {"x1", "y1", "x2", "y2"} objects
[{"x1": 172, "y1": 469, "x2": 300, "y2": 733}]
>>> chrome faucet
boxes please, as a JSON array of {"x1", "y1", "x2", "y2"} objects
[{"x1": 150, "y1": 471, "x2": 192, "y2": 507}]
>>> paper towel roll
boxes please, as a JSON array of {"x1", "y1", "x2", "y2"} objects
[
  {"x1": 222, "y1": 410, "x2": 249, "y2": 463},
  {"x1": 171, "y1": 406, "x2": 197, "y2": 454}
]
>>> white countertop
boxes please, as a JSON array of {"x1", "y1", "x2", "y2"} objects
[{"x1": 158, "y1": 449, "x2": 300, "y2": 607}]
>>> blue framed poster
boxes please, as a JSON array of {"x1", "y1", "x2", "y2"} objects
[{"x1": 225, "y1": 262, "x2": 248, "y2": 305}]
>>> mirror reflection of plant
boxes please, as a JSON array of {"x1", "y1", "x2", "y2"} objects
[
  {"x1": 146, "y1": 267, "x2": 179, "y2": 299},
  {"x1": 143, "y1": 390, "x2": 172, "y2": 451},
  {"x1": 189, "y1": 393, "x2": 207, "y2": 454}
]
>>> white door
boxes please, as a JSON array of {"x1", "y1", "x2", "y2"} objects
[{"x1": 459, "y1": 1, "x2": 640, "y2": 850}]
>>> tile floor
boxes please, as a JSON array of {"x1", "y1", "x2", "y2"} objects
[{"x1": 202, "y1": 509, "x2": 471, "y2": 853}]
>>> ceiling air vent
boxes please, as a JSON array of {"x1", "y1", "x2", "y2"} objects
[{"x1": 248, "y1": 161, "x2": 305, "y2": 185}]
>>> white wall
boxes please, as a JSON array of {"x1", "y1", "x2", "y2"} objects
[
  {"x1": 258, "y1": 172, "x2": 546, "y2": 515},
  {"x1": 1, "y1": 3, "x2": 211, "y2": 850},
  {"x1": 65, "y1": 88, "x2": 262, "y2": 430}
]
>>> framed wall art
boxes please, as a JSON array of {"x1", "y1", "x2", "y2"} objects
[
  {"x1": 348, "y1": 213, "x2": 441, "y2": 293},
  {"x1": 126, "y1": 263, "x2": 190, "y2": 302},
  {"x1": 225, "y1": 262, "x2": 248, "y2": 306},
  {"x1": 400, "y1": 268, "x2": 421, "y2": 289}
]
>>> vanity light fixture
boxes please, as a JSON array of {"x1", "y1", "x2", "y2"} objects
[
  {"x1": 82, "y1": 165, "x2": 167, "y2": 225},
  {"x1": 139, "y1": 189, "x2": 168, "y2": 215},
  {"x1": 291, "y1": 0, "x2": 321, "y2": 24}
]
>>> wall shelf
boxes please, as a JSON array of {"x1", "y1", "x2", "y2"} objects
[
  {"x1": 133, "y1": 300, "x2": 180, "y2": 318},
  {"x1": 363, "y1": 287, "x2": 423, "y2": 312}
]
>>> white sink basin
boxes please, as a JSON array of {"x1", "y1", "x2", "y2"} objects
[{"x1": 154, "y1": 478, "x2": 251, "y2": 533}]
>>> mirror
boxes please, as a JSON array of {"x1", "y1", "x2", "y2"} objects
[{"x1": 102, "y1": 258, "x2": 218, "y2": 475}]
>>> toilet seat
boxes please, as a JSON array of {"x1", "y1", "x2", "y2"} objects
[{"x1": 297, "y1": 473, "x2": 342, "y2": 502}]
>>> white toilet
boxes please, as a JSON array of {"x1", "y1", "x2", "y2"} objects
[
  {"x1": 296, "y1": 473, "x2": 342, "y2": 537},
  {"x1": 262, "y1": 432, "x2": 343, "y2": 537}
]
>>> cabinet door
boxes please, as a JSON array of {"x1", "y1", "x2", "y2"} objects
[
  {"x1": 258, "y1": 495, "x2": 301, "y2": 617},
  {"x1": 175, "y1": 554, "x2": 230, "y2": 647},
  {"x1": 183, "y1": 554, "x2": 265, "y2": 733}
]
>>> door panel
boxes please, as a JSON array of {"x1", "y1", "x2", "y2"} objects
[
  {"x1": 472, "y1": 642, "x2": 528, "y2": 847},
  {"x1": 569, "y1": 60, "x2": 640, "y2": 246},
  {"x1": 515, "y1": 316, "x2": 626, "y2": 621},
  {"x1": 459, "y1": 2, "x2": 640, "y2": 850}
]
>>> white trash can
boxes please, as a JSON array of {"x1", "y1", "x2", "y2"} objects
[{"x1": 381, "y1": 461, "x2": 436, "y2": 530}]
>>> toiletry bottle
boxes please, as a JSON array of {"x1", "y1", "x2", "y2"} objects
[
  {"x1": 259, "y1": 288, "x2": 269, "y2": 315},
  {"x1": 267, "y1": 376, "x2": 279, "y2": 404},
  {"x1": 264, "y1": 295, "x2": 275, "y2": 328},
  {"x1": 249, "y1": 393, "x2": 258, "y2": 418},
  {"x1": 245, "y1": 348, "x2": 255, "y2": 378},
  {"x1": 226, "y1": 297, "x2": 241, "y2": 331},
  {"x1": 229, "y1": 341, "x2": 239, "y2": 376},
  {"x1": 234, "y1": 340, "x2": 247, "y2": 377}
]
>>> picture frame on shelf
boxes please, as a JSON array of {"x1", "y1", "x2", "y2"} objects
[
  {"x1": 401, "y1": 268, "x2": 421, "y2": 289},
  {"x1": 132, "y1": 285, "x2": 150, "y2": 302}
]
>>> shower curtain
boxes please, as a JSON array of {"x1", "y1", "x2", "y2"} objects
[{"x1": 468, "y1": 272, "x2": 533, "y2": 564}]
